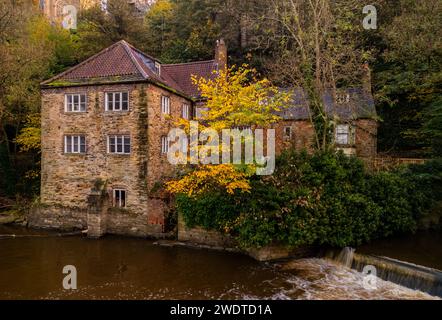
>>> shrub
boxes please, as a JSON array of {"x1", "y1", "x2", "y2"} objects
[
  {"x1": 367, "y1": 171, "x2": 416, "y2": 237},
  {"x1": 175, "y1": 151, "x2": 441, "y2": 248}
]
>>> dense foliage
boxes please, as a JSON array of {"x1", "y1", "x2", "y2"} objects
[
  {"x1": 0, "y1": 0, "x2": 440, "y2": 205},
  {"x1": 176, "y1": 151, "x2": 442, "y2": 248}
]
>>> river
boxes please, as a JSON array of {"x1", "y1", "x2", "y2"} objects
[{"x1": 0, "y1": 225, "x2": 439, "y2": 300}]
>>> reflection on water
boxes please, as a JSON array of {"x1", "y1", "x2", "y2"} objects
[{"x1": 0, "y1": 226, "x2": 438, "y2": 300}]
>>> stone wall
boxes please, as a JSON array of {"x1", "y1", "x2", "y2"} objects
[
  {"x1": 105, "y1": 208, "x2": 164, "y2": 237},
  {"x1": 177, "y1": 213, "x2": 316, "y2": 261},
  {"x1": 41, "y1": 83, "x2": 147, "y2": 212},
  {"x1": 28, "y1": 205, "x2": 165, "y2": 237},
  {"x1": 27, "y1": 206, "x2": 87, "y2": 231},
  {"x1": 146, "y1": 85, "x2": 191, "y2": 189},
  {"x1": 355, "y1": 119, "x2": 378, "y2": 159},
  {"x1": 40, "y1": 82, "x2": 192, "y2": 236},
  {"x1": 274, "y1": 119, "x2": 377, "y2": 159},
  {"x1": 274, "y1": 120, "x2": 315, "y2": 155},
  {"x1": 177, "y1": 213, "x2": 237, "y2": 248}
]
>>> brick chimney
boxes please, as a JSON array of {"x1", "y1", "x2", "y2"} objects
[
  {"x1": 362, "y1": 62, "x2": 372, "y2": 94},
  {"x1": 215, "y1": 39, "x2": 227, "y2": 71}
]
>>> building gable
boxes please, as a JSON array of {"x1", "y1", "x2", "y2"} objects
[{"x1": 41, "y1": 40, "x2": 218, "y2": 100}]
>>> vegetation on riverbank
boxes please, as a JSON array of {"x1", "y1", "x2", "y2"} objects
[{"x1": 175, "y1": 152, "x2": 442, "y2": 248}]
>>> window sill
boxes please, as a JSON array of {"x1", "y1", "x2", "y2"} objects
[
  {"x1": 107, "y1": 153, "x2": 131, "y2": 156},
  {"x1": 335, "y1": 144, "x2": 356, "y2": 148},
  {"x1": 104, "y1": 111, "x2": 131, "y2": 114}
]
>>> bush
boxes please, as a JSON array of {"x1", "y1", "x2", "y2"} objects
[
  {"x1": 176, "y1": 192, "x2": 242, "y2": 231},
  {"x1": 367, "y1": 171, "x2": 416, "y2": 237},
  {"x1": 175, "y1": 151, "x2": 441, "y2": 248}
]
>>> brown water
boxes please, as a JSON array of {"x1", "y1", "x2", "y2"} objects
[
  {"x1": 0, "y1": 226, "x2": 438, "y2": 300},
  {"x1": 358, "y1": 231, "x2": 442, "y2": 271}
]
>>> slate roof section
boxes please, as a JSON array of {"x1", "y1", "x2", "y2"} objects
[{"x1": 277, "y1": 88, "x2": 377, "y2": 120}]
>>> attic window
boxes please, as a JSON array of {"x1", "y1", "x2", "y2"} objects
[
  {"x1": 155, "y1": 62, "x2": 161, "y2": 76},
  {"x1": 336, "y1": 93, "x2": 350, "y2": 104}
]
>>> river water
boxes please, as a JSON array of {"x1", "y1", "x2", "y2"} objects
[{"x1": 0, "y1": 226, "x2": 439, "y2": 300}]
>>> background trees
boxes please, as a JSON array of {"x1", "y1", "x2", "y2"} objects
[
  {"x1": 0, "y1": 0, "x2": 440, "y2": 200},
  {"x1": 0, "y1": 1, "x2": 76, "y2": 196},
  {"x1": 371, "y1": 0, "x2": 442, "y2": 157},
  {"x1": 250, "y1": 0, "x2": 372, "y2": 151}
]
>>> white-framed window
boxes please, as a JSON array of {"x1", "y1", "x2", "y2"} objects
[
  {"x1": 161, "y1": 95, "x2": 170, "y2": 114},
  {"x1": 161, "y1": 136, "x2": 169, "y2": 154},
  {"x1": 113, "y1": 189, "x2": 126, "y2": 208},
  {"x1": 65, "y1": 94, "x2": 87, "y2": 112},
  {"x1": 107, "y1": 135, "x2": 131, "y2": 154},
  {"x1": 335, "y1": 124, "x2": 355, "y2": 145},
  {"x1": 192, "y1": 106, "x2": 208, "y2": 119},
  {"x1": 155, "y1": 61, "x2": 161, "y2": 76},
  {"x1": 283, "y1": 126, "x2": 292, "y2": 140},
  {"x1": 182, "y1": 103, "x2": 190, "y2": 119},
  {"x1": 105, "y1": 92, "x2": 129, "y2": 111},
  {"x1": 64, "y1": 135, "x2": 86, "y2": 154}
]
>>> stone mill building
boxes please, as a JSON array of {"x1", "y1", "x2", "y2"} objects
[{"x1": 30, "y1": 40, "x2": 377, "y2": 237}]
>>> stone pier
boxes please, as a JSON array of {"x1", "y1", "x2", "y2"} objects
[{"x1": 86, "y1": 181, "x2": 109, "y2": 238}]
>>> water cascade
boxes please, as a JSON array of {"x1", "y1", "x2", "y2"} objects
[{"x1": 325, "y1": 247, "x2": 442, "y2": 297}]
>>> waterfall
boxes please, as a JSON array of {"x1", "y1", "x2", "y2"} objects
[
  {"x1": 336, "y1": 247, "x2": 355, "y2": 268},
  {"x1": 325, "y1": 247, "x2": 442, "y2": 298},
  {"x1": 323, "y1": 246, "x2": 355, "y2": 268}
]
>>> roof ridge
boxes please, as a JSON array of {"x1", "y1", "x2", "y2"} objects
[
  {"x1": 120, "y1": 40, "x2": 149, "y2": 79},
  {"x1": 41, "y1": 40, "x2": 140, "y2": 85},
  {"x1": 162, "y1": 60, "x2": 215, "y2": 67},
  {"x1": 123, "y1": 41, "x2": 161, "y2": 64}
]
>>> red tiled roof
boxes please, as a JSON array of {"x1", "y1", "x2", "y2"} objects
[
  {"x1": 162, "y1": 61, "x2": 218, "y2": 98},
  {"x1": 42, "y1": 40, "x2": 218, "y2": 99}
]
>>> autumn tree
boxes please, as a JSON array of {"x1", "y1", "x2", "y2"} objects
[
  {"x1": 75, "y1": 0, "x2": 149, "y2": 60},
  {"x1": 166, "y1": 66, "x2": 290, "y2": 196},
  {"x1": 247, "y1": 0, "x2": 373, "y2": 151},
  {"x1": 0, "y1": 1, "x2": 75, "y2": 196}
]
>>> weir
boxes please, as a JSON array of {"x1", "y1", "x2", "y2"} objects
[{"x1": 325, "y1": 247, "x2": 442, "y2": 298}]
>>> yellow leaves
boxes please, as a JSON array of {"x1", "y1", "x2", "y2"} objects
[
  {"x1": 165, "y1": 164, "x2": 251, "y2": 197},
  {"x1": 191, "y1": 65, "x2": 292, "y2": 130},
  {"x1": 167, "y1": 65, "x2": 291, "y2": 197},
  {"x1": 147, "y1": 0, "x2": 175, "y2": 19},
  {"x1": 15, "y1": 113, "x2": 41, "y2": 152}
]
